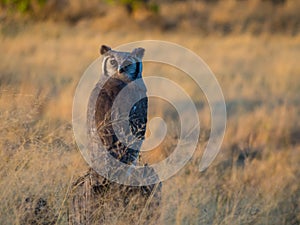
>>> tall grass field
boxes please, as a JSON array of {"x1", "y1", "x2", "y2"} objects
[{"x1": 0, "y1": 0, "x2": 300, "y2": 224}]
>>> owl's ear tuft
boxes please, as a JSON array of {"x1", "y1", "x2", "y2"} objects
[
  {"x1": 131, "y1": 47, "x2": 145, "y2": 60},
  {"x1": 100, "y1": 45, "x2": 111, "y2": 55}
]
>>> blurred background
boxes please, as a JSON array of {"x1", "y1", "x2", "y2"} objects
[{"x1": 0, "y1": 0, "x2": 300, "y2": 224}]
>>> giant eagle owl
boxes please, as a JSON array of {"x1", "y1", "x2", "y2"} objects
[{"x1": 87, "y1": 45, "x2": 148, "y2": 169}]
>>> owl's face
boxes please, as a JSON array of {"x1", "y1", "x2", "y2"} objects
[{"x1": 100, "y1": 45, "x2": 145, "y2": 82}]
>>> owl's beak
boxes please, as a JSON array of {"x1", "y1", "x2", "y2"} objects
[{"x1": 118, "y1": 66, "x2": 125, "y2": 74}]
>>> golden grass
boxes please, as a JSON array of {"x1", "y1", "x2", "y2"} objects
[{"x1": 0, "y1": 15, "x2": 300, "y2": 224}]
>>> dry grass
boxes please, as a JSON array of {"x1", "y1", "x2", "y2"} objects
[{"x1": 1, "y1": 2, "x2": 300, "y2": 223}]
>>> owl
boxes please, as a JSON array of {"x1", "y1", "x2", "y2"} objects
[{"x1": 87, "y1": 45, "x2": 148, "y2": 168}]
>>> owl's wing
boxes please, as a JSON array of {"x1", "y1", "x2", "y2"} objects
[{"x1": 129, "y1": 97, "x2": 148, "y2": 141}]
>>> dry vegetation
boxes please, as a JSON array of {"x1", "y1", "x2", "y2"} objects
[{"x1": 0, "y1": 0, "x2": 300, "y2": 224}]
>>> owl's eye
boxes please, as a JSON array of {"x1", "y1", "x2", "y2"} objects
[{"x1": 110, "y1": 59, "x2": 117, "y2": 66}]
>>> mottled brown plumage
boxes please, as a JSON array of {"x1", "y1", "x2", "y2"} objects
[{"x1": 87, "y1": 45, "x2": 148, "y2": 167}]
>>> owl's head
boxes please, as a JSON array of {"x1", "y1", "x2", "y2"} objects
[{"x1": 100, "y1": 45, "x2": 145, "y2": 82}]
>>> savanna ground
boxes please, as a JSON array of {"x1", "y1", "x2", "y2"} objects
[{"x1": 0, "y1": 0, "x2": 300, "y2": 224}]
